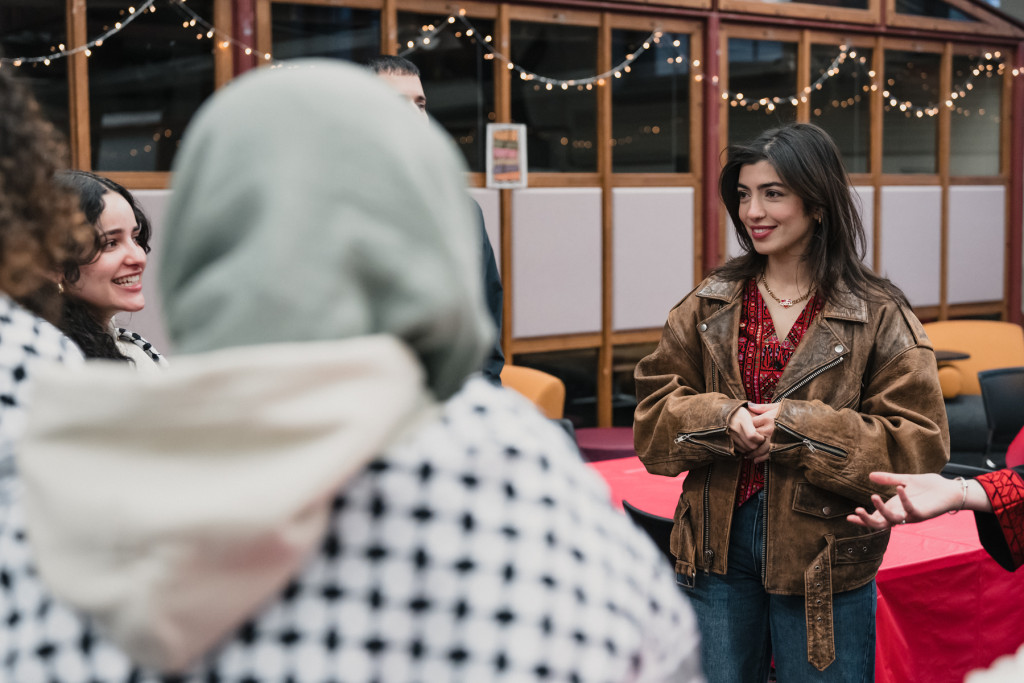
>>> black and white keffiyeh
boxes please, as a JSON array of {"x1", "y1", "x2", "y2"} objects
[
  {"x1": 0, "y1": 295, "x2": 82, "y2": 497},
  {"x1": 1, "y1": 379, "x2": 703, "y2": 682},
  {"x1": 116, "y1": 327, "x2": 167, "y2": 367}
]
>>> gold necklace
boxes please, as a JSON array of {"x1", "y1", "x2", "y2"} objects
[{"x1": 760, "y1": 272, "x2": 813, "y2": 309}]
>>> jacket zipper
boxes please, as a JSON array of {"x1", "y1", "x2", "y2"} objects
[
  {"x1": 758, "y1": 352, "x2": 846, "y2": 585},
  {"x1": 773, "y1": 356, "x2": 845, "y2": 402},
  {"x1": 703, "y1": 357, "x2": 718, "y2": 575},
  {"x1": 703, "y1": 465, "x2": 714, "y2": 574},
  {"x1": 674, "y1": 427, "x2": 731, "y2": 453},
  {"x1": 761, "y1": 461, "x2": 769, "y2": 583},
  {"x1": 775, "y1": 423, "x2": 848, "y2": 458}
]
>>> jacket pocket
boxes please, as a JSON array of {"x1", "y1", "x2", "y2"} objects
[
  {"x1": 671, "y1": 498, "x2": 697, "y2": 587},
  {"x1": 791, "y1": 482, "x2": 858, "y2": 519}
]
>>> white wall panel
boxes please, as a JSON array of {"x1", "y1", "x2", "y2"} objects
[
  {"x1": 948, "y1": 185, "x2": 1004, "y2": 304},
  {"x1": 880, "y1": 186, "x2": 942, "y2": 307},
  {"x1": 511, "y1": 188, "x2": 602, "y2": 337},
  {"x1": 612, "y1": 188, "x2": 694, "y2": 330},
  {"x1": 467, "y1": 187, "x2": 501, "y2": 274},
  {"x1": 127, "y1": 189, "x2": 172, "y2": 355}
]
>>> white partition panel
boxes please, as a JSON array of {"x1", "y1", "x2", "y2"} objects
[
  {"x1": 948, "y1": 185, "x2": 1005, "y2": 304},
  {"x1": 612, "y1": 188, "x2": 695, "y2": 330},
  {"x1": 511, "y1": 188, "x2": 602, "y2": 337},
  {"x1": 127, "y1": 189, "x2": 173, "y2": 356},
  {"x1": 880, "y1": 186, "x2": 942, "y2": 307},
  {"x1": 467, "y1": 187, "x2": 501, "y2": 274},
  {"x1": 852, "y1": 186, "x2": 874, "y2": 270}
]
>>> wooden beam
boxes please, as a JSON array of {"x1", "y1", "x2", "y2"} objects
[
  {"x1": 938, "y1": 42, "x2": 952, "y2": 320},
  {"x1": 67, "y1": 0, "x2": 90, "y2": 169},
  {"x1": 703, "y1": 12, "x2": 721, "y2": 275},
  {"x1": 597, "y1": 12, "x2": 613, "y2": 427},
  {"x1": 1007, "y1": 40, "x2": 1024, "y2": 324}
]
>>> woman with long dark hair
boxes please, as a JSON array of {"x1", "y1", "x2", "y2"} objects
[
  {"x1": 55, "y1": 171, "x2": 166, "y2": 369},
  {"x1": 634, "y1": 122, "x2": 949, "y2": 682}
]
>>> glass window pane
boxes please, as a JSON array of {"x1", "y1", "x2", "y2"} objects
[
  {"x1": 88, "y1": 0, "x2": 215, "y2": 172},
  {"x1": 510, "y1": 21, "x2": 597, "y2": 173},
  {"x1": 397, "y1": 13, "x2": 495, "y2": 173},
  {"x1": 611, "y1": 30, "x2": 691, "y2": 173},
  {"x1": 810, "y1": 45, "x2": 872, "y2": 174},
  {"x1": 882, "y1": 50, "x2": 940, "y2": 174},
  {"x1": 727, "y1": 39, "x2": 798, "y2": 145},
  {"x1": 949, "y1": 54, "x2": 1002, "y2": 176},
  {"x1": 270, "y1": 3, "x2": 380, "y2": 62},
  {"x1": 0, "y1": 1, "x2": 70, "y2": 144},
  {"x1": 895, "y1": 0, "x2": 976, "y2": 21}
]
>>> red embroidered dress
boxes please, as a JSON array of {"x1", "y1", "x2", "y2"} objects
[{"x1": 735, "y1": 278, "x2": 824, "y2": 507}]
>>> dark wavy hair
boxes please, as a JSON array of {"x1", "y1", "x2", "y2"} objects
[
  {"x1": 715, "y1": 122, "x2": 908, "y2": 308},
  {"x1": 0, "y1": 69, "x2": 94, "y2": 323},
  {"x1": 54, "y1": 170, "x2": 152, "y2": 361}
]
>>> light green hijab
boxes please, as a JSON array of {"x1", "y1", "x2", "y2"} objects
[{"x1": 160, "y1": 60, "x2": 492, "y2": 399}]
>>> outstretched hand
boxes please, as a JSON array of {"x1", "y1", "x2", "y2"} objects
[{"x1": 846, "y1": 471, "x2": 976, "y2": 529}]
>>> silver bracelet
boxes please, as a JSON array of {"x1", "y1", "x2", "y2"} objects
[{"x1": 947, "y1": 476, "x2": 968, "y2": 515}]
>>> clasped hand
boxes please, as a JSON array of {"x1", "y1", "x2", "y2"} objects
[{"x1": 728, "y1": 403, "x2": 779, "y2": 464}]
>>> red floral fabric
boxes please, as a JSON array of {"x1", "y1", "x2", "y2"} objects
[
  {"x1": 734, "y1": 278, "x2": 823, "y2": 507},
  {"x1": 976, "y1": 468, "x2": 1024, "y2": 569}
]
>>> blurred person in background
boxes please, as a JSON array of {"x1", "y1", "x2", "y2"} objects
[
  {"x1": 0, "y1": 68, "x2": 92, "y2": 498},
  {"x1": 56, "y1": 170, "x2": 166, "y2": 369},
  {"x1": 1, "y1": 60, "x2": 703, "y2": 683},
  {"x1": 367, "y1": 54, "x2": 505, "y2": 385}
]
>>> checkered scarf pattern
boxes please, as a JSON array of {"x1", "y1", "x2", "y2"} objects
[{"x1": 1, "y1": 378, "x2": 703, "y2": 683}]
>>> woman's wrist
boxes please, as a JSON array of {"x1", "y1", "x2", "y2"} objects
[{"x1": 964, "y1": 479, "x2": 993, "y2": 513}]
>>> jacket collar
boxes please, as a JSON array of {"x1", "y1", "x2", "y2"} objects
[
  {"x1": 694, "y1": 275, "x2": 866, "y2": 399},
  {"x1": 696, "y1": 275, "x2": 869, "y2": 323}
]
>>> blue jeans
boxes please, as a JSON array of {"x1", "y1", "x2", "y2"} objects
[{"x1": 681, "y1": 490, "x2": 876, "y2": 683}]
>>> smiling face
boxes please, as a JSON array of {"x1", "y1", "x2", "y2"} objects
[
  {"x1": 67, "y1": 191, "x2": 146, "y2": 324},
  {"x1": 737, "y1": 160, "x2": 817, "y2": 263}
]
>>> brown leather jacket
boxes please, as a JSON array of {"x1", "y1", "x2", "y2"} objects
[{"x1": 634, "y1": 276, "x2": 949, "y2": 670}]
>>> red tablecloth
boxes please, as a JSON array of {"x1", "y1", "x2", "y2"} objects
[
  {"x1": 575, "y1": 427, "x2": 636, "y2": 462},
  {"x1": 589, "y1": 456, "x2": 1024, "y2": 682}
]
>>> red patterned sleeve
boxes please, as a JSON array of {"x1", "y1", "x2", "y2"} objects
[{"x1": 973, "y1": 467, "x2": 1024, "y2": 571}]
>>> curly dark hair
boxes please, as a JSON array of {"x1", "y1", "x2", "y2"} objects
[
  {"x1": 0, "y1": 69, "x2": 94, "y2": 323},
  {"x1": 54, "y1": 170, "x2": 152, "y2": 362}
]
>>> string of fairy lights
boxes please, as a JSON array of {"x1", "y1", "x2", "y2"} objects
[{"x1": 0, "y1": 0, "x2": 1016, "y2": 121}]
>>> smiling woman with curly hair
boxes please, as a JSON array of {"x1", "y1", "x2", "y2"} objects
[{"x1": 0, "y1": 68, "x2": 94, "y2": 496}]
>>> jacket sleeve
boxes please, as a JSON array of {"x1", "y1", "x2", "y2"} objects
[
  {"x1": 973, "y1": 466, "x2": 1024, "y2": 572},
  {"x1": 634, "y1": 299, "x2": 746, "y2": 477},
  {"x1": 770, "y1": 305, "x2": 950, "y2": 505}
]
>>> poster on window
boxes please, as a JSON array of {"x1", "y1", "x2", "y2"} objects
[{"x1": 485, "y1": 123, "x2": 528, "y2": 189}]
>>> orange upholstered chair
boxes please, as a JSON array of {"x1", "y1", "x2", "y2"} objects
[
  {"x1": 921, "y1": 321, "x2": 1024, "y2": 399},
  {"x1": 500, "y1": 365, "x2": 566, "y2": 420}
]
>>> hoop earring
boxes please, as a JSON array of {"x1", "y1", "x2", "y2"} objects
[{"x1": 57, "y1": 282, "x2": 64, "y2": 295}]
